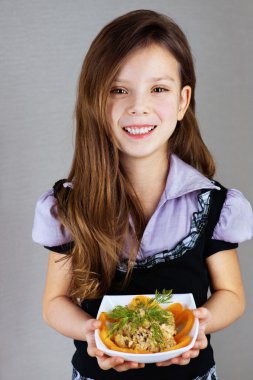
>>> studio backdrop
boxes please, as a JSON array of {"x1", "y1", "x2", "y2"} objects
[{"x1": 0, "y1": 1, "x2": 252, "y2": 379}]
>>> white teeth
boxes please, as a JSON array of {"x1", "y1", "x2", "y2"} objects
[{"x1": 123, "y1": 126, "x2": 156, "y2": 135}]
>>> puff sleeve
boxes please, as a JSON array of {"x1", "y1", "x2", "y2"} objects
[
  {"x1": 32, "y1": 187, "x2": 74, "y2": 253},
  {"x1": 206, "y1": 188, "x2": 253, "y2": 256}
]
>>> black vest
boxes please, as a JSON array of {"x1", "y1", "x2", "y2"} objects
[{"x1": 68, "y1": 182, "x2": 237, "y2": 380}]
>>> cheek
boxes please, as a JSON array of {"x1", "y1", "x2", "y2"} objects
[
  {"x1": 106, "y1": 101, "x2": 121, "y2": 126},
  {"x1": 156, "y1": 99, "x2": 178, "y2": 121}
]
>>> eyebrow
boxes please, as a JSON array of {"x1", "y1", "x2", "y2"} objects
[{"x1": 113, "y1": 76, "x2": 176, "y2": 83}]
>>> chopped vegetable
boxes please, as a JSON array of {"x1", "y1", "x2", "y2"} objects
[{"x1": 98, "y1": 291, "x2": 195, "y2": 354}]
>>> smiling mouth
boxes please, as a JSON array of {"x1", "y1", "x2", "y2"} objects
[{"x1": 122, "y1": 125, "x2": 157, "y2": 135}]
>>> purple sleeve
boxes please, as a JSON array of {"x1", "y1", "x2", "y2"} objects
[
  {"x1": 211, "y1": 188, "x2": 253, "y2": 243},
  {"x1": 32, "y1": 188, "x2": 73, "y2": 249}
]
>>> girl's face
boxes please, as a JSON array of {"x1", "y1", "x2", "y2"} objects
[{"x1": 107, "y1": 44, "x2": 191, "y2": 162}]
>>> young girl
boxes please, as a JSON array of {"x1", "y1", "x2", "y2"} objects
[{"x1": 32, "y1": 9, "x2": 253, "y2": 380}]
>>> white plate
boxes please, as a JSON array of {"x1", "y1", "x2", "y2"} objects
[{"x1": 95, "y1": 293, "x2": 199, "y2": 363}]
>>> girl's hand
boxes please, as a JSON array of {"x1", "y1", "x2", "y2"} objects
[
  {"x1": 85, "y1": 319, "x2": 145, "y2": 372},
  {"x1": 156, "y1": 307, "x2": 211, "y2": 367}
]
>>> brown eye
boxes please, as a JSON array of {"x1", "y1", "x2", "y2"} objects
[
  {"x1": 152, "y1": 87, "x2": 168, "y2": 93},
  {"x1": 110, "y1": 88, "x2": 127, "y2": 94}
]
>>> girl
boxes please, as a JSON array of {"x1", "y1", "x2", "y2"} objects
[{"x1": 32, "y1": 9, "x2": 253, "y2": 380}]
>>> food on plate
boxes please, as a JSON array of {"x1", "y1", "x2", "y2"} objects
[{"x1": 98, "y1": 290, "x2": 195, "y2": 354}]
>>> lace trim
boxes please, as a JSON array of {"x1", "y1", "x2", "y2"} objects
[
  {"x1": 193, "y1": 364, "x2": 218, "y2": 380},
  {"x1": 72, "y1": 367, "x2": 94, "y2": 380},
  {"x1": 118, "y1": 189, "x2": 213, "y2": 272}
]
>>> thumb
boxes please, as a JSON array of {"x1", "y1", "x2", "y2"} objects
[
  {"x1": 193, "y1": 307, "x2": 211, "y2": 320},
  {"x1": 84, "y1": 318, "x2": 101, "y2": 334}
]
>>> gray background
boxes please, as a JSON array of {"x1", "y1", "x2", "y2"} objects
[{"x1": 1, "y1": 0, "x2": 252, "y2": 379}]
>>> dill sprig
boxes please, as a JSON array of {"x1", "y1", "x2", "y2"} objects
[
  {"x1": 106, "y1": 289, "x2": 174, "y2": 339},
  {"x1": 150, "y1": 289, "x2": 173, "y2": 304},
  {"x1": 150, "y1": 322, "x2": 164, "y2": 343}
]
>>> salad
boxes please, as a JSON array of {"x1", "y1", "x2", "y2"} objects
[{"x1": 98, "y1": 290, "x2": 195, "y2": 354}]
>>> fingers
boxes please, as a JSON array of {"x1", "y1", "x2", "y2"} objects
[
  {"x1": 157, "y1": 357, "x2": 190, "y2": 366},
  {"x1": 157, "y1": 308, "x2": 210, "y2": 368},
  {"x1": 114, "y1": 361, "x2": 145, "y2": 372},
  {"x1": 157, "y1": 348, "x2": 200, "y2": 367},
  {"x1": 97, "y1": 356, "x2": 125, "y2": 370},
  {"x1": 170, "y1": 357, "x2": 191, "y2": 365},
  {"x1": 181, "y1": 349, "x2": 200, "y2": 359},
  {"x1": 194, "y1": 330, "x2": 208, "y2": 350},
  {"x1": 84, "y1": 318, "x2": 101, "y2": 335},
  {"x1": 157, "y1": 328, "x2": 208, "y2": 367},
  {"x1": 156, "y1": 360, "x2": 173, "y2": 366},
  {"x1": 193, "y1": 307, "x2": 211, "y2": 326},
  {"x1": 97, "y1": 356, "x2": 145, "y2": 372},
  {"x1": 85, "y1": 319, "x2": 104, "y2": 358},
  {"x1": 84, "y1": 319, "x2": 145, "y2": 372},
  {"x1": 86, "y1": 332, "x2": 104, "y2": 358}
]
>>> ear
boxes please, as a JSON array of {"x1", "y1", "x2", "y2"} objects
[{"x1": 177, "y1": 85, "x2": 192, "y2": 121}]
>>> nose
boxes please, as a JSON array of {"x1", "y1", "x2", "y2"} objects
[{"x1": 127, "y1": 93, "x2": 150, "y2": 115}]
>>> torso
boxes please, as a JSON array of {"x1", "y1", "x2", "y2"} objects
[{"x1": 72, "y1": 184, "x2": 229, "y2": 380}]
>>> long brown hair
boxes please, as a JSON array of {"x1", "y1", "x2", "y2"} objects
[{"x1": 56, "y1": 9, "x2": 216, "y2": 302}]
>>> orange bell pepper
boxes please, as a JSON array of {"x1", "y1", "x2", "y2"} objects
[
  {"x1": 128, "y1": 295, "x2": 159, "y2": 310},
  {"x1": 167, "y1": 303, "x2": 184, "y2": 320},
  {"x1": 174, "y1": 309, "x2": 195, "y2": 342}
]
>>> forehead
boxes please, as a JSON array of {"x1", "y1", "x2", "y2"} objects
[{"x1": 114, "y1": 44, "x2": 180, "y2": 82}]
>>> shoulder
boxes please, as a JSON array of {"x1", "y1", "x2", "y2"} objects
[
  {"x1": 211, "y1": 183, "x2": 253, "y2": 243},
  {"x1": 32, "y1": 179, "x2": 74, "y2": 251}
]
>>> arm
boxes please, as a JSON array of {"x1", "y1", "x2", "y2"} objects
[
  {"x1": 203, "y1": 248, "x2": 245, "y2": 334},
  {"x1": 157, "y1": 248, "x2": 245, "y2": 367},
  {"x1": 43, "y1": 252, "x2": 144, "y2": 372},
  {"x1": 42, "y1": 252, "x2": 96, "y2": 341}
]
